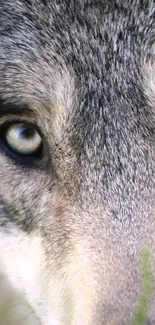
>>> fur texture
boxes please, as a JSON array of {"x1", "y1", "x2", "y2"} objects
[{"x1": 0, "y1": 0, "x2": 155, "y2": 324}]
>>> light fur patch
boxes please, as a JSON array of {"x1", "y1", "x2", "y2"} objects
[
  {"x1": 143, "y1": 60, "x2": 155, "y2": 108},
  {"x1": 30, "y1": 66, "x2": 76, "y2": 141},
  {"x1": 0, "y1": 228, "x2": 56, "y2": 325},
  {"x1": 0, "y1": 228, "x2": 97, "y2": 325},
  {"x1": 47, "y1": 241, "x2": 98, "y2": 325}
]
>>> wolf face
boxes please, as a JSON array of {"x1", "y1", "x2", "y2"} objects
[{"x1": 0, "y1": 1, "x2": 155, "y2": 324}]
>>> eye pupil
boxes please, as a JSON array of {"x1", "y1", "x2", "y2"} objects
[{"x1": 20, "y1": 127, "x2": 35, "y2": 139}]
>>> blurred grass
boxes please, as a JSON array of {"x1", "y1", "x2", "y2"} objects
[{"x1": 131, "y1": 247, "x2": 152, "y2": 325}]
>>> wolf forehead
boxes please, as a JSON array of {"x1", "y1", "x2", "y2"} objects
[
  {"x1": 0, "y1": 0, "x2": 155, "y2": 97},
  {"x1": 0, "y1": 1, "x2": 155, "y2": 171},
  {"x1": 0, "y1": 1, "x2": 154, "y2": 158}
]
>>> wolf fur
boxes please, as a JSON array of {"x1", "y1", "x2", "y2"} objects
[{"x1": 0, "y1": 0, "x2": 155, "y2": 324}]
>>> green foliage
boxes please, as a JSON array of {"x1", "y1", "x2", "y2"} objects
[{"x1": 131, "y1": 247, "x2": 152, "y2": 325}]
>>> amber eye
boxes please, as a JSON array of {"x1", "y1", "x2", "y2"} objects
[{"x1": 3, "y1": 122, "x2": 42, "y2": 156}]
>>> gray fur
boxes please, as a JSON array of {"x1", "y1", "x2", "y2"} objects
[{"x1": 0, "y1": 0, "x2": 155, "y2": 324}]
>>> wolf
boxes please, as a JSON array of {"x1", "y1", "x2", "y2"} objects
[{"x1": 0, "y1": 0, "x2": 155, "y2": 324}]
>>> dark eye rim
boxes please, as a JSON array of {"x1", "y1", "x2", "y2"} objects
[{"x1": 0, "y1": 120, "x2": 49, "y2": 169}]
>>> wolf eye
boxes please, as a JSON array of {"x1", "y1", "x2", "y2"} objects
[{"x1": 2, "y1": 122, "x2": 42, "y2": 156}]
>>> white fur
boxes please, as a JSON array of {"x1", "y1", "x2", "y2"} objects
[{"x1": 0, "y1": 228, "x2": 58, "y2": 325}]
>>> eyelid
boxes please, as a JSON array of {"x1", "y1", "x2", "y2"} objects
[
  {"x1": 0, "y1": 99, "x2": 28, "y2": 116},
  {"x1": 0, "y1": 112, "x2": 34, "y2": 124}
]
